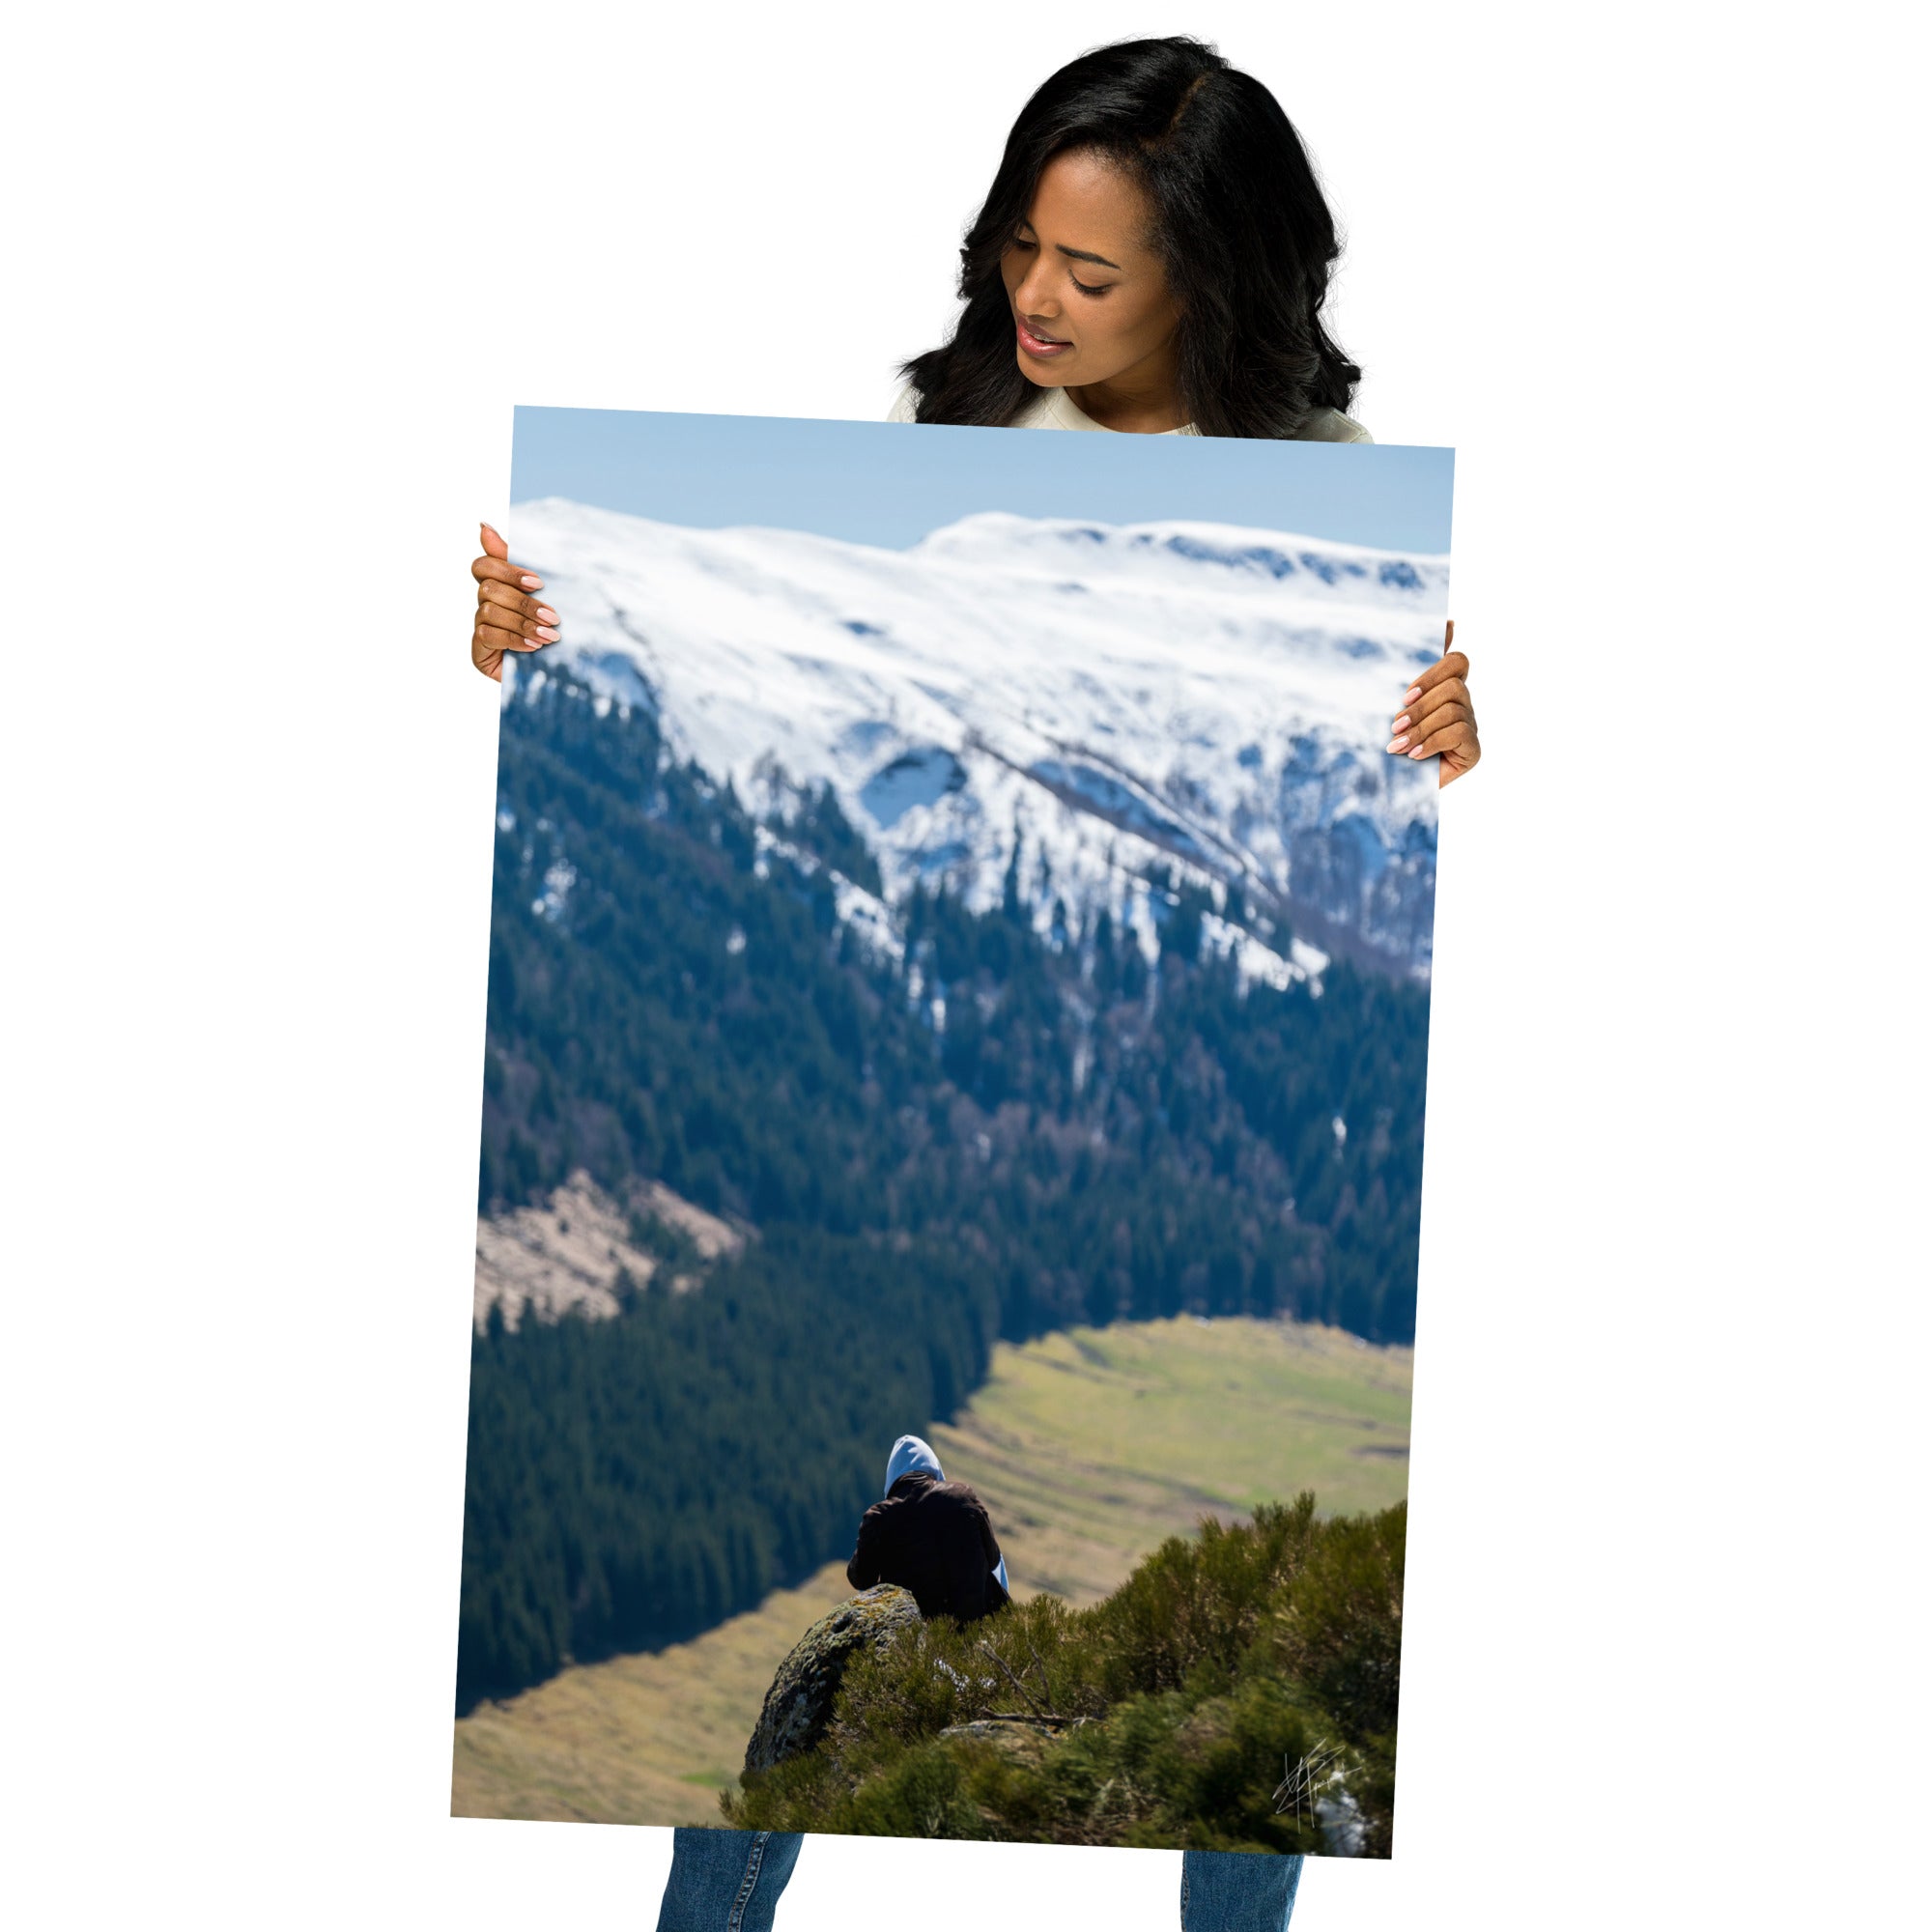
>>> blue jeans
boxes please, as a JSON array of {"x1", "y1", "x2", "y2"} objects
[
  {"x1": 654, "y1": 1829, "x2": 805, "y2": 1932},
  {"x1": 1179, "y1": 1846, "x2": 1302, "y2": 1930},
  {"x1": 655, "y1": 1830, "x2": 1301, "y2": 1931}
]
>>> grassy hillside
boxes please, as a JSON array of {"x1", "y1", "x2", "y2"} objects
[{"x1": 451, "y1": 1316, "x2": 1410, "y2": 1826}]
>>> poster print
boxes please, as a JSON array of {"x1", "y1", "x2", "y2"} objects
[{"x1": 454, "y1": 409, "x2": 1452, "y2": 1861}]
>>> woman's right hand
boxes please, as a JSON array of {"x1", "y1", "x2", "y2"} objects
[{"x1": 470, "y1": 522, "x2": 559, "y2": 682}]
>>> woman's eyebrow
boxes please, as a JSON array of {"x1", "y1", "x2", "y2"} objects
[
  {"x1": 1056, "y1": 243, "x2": 1122, "y2": 270},
  {"x1": 1014, "y1": 220, "x2": 1122, "y2": 272}
]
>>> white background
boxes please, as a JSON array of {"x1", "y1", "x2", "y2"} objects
[{"x1": 5, "y1": 3, "x2": 1925, "y2": 1927}]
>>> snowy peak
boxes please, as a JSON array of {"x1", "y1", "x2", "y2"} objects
[{"x1": 506, "y1": 498, "x2": 1446, "y2": 981}]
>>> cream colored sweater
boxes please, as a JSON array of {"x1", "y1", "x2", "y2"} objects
[{"x1": 887, "y1": 380, "x2": 1372, "y2": 442}]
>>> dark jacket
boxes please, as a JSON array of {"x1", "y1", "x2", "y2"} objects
[{"x1": 846, "y1": 1471, "x2": 1010, "y2": 1623}]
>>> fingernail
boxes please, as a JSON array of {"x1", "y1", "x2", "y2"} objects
[
  {"x1": 534, "y1": 626, "x2": 558, "y2": 641},
  {"x1": 536, "y1": 607, "x2": 558, "y2": 623},
  {"x1": 1408, "y1": 747, "x2": 1428, "y2": 758},
  {"x1": 1386, "y1": 736, "x2": 1409, "y2": 753},
  {"x1": 521, "y1": 574, "x2": 543, "y2": 589},
  {"x1": 1391, "y1": 714, "x2": 1410, "y2": 732},
  {"x1": 1404, "y1": 687, "x2": 1422, "y2": 705}
]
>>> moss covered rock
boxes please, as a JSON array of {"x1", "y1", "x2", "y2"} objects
[{"x1": 745, "y1": 1586, "x2": 924, "y2": 1773}]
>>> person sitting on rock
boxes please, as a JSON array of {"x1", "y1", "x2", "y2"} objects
[{"x1": 846, "y1": 1434, "x2": 1011, "y2": 1624}]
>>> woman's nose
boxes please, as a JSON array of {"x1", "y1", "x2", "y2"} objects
[{"x1": 1014, "y1": 262, "x2": 1061, "y2": 321}]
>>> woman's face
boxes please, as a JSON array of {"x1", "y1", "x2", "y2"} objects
[{"x1": 999, "y1": 148, "x2": 1180, "y2": 393}]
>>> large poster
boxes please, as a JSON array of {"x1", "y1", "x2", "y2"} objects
[{"x1": 454, "y1": 408, "x2": 1452, "y2": 1861}]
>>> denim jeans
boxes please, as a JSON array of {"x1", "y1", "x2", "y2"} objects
[
  {"x1": 654, "y1": 1829, "x2": 805, "y2": 1932},
  {"x1": 655, "y1": 1830, "x2": 1301, "y2": 1931},
  {"x1": 1179, "y1": 1847, "x2": 1302, "y2": 1930}
]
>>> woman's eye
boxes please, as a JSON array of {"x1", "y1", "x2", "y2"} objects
[{"x1": 1070, "y1": 276, "x2": 1111, "y2": 297}]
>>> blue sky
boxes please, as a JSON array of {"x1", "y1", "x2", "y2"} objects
[{"x1": 510, "y1": 407, "x2": 1454, "y2": 554}]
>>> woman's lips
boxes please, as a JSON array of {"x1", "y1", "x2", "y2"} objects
[{"x1": 1016, "y1": 316, "x2": 1072, "y2": 358}]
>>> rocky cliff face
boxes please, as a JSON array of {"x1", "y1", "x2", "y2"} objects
[
  {"x1": 743, "y1": 1586, "x2": 923, "y2": 1775},
  {"x1": 472, "y1": 1169, "x2": 745, "y2": 1331}
]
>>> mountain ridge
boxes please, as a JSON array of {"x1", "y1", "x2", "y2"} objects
[{"x1": 504, "y1": 499, "x2": 1444, "y2": 981}]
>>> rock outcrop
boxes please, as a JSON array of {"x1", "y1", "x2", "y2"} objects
[
  {"x1": 473, "y1": 1169, "x2": 745, "y2": 1330},
  {"x1": 744, "y1": 1586, "x2": 923, "y2": 1774}
]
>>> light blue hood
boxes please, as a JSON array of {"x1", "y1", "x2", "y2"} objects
[{"x1": 884, "y1": 1434, "x2": 944, "y2": 1494}]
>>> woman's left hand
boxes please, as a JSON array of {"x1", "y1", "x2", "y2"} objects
[{"x1": 1387, "y1": 620, "x2": 1480, "y2": 787}]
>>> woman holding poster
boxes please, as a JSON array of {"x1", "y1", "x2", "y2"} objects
[
  {"x1": 470, "y1": 38, "x2": 1478, "y2": 797},
  {"x1": 464, "y1": 35, "x2": 1479, "y2": 1932}
]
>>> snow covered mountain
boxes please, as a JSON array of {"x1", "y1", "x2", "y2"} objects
[{"x1": 504, "y1": 498, "x2": 1448, "y2": 982}]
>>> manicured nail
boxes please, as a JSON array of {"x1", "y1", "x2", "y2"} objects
[
  {"x1": 1408, "y1": 747, "x2": 1428, "y2": 758},
  {"x1": 521, "y1": 574, "x2": 543, "y2": 589},
  {"x1": 1386, "y1": 736, "x2": 1409, "y2": 753},
  {"x1": 1391, "y1": 714, "x2": 1410, "y2": 732},
  {"x1": 536, "y1": 606, "x2": 558, "y2": 623},
  {"x1": 533, "y1": 625, "x2": 558, "y2": 641},
  {"x1": 1404, "y1": 687, "x2": 1422, "y2": 705}
]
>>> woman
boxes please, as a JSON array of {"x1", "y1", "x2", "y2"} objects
[{"x1": 473, "y1": 36, "x2": 1475, "y2": 1932}]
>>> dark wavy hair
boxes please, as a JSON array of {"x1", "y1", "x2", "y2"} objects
[{"x1": 900, "y1": 37, "x2": 1360, "y2": 440}]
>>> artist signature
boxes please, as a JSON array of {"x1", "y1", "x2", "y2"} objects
[{"x1": 1271, "y1": 1739, "x2": 1348, "y2": 1821}]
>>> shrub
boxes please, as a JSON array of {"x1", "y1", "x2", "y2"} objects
[
  {"x1": 1271, "y1": 1500, "x2": 1405, "y2": 1742},
  {"x1": 1084, "y1": 1495, "x2": 1321, "y2": 1697}
]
